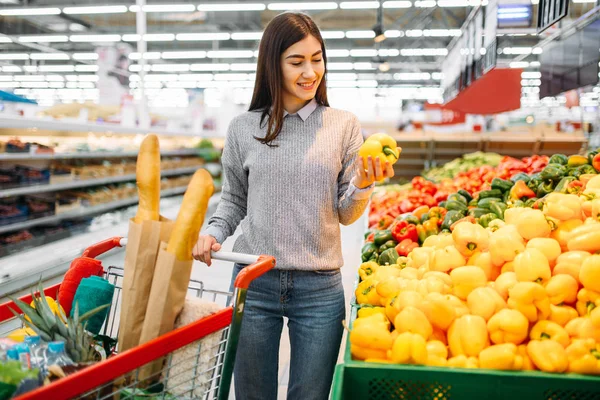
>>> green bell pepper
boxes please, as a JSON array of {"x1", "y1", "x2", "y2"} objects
[
  {"x1": 511, "y1": 200, "x2": 526, "y2": 208},
  {"x1": 378, "y1": 248, "x2": 399, "y2": 266},
  {"x1": 445, "y1": 200, "x2": 468, "y2": 213},
  {"x1": 540, "y1": 165, "x2": 566, "y2": 182},
  {"x1": 457, "y1": 189, "x2": 473, "y2": 203},
  {"x1": 401, "y1": 214, "x2": 421, "y2": 225},
  {"x1": 468, "y1": 198, "x2": 479, "y2": 207},
  {"x1": 447, "y1": 193, "x2": 468, "y2": 205},
  {"x1": 478, "y1": 213, "x2": 498, "y2": 228},
  {"x1": 548, "y1": 154, "x2": 568, "y2": 165},
  {"x1": 554, "y1": 176, "x2": 577, "y2": 193},
  {"x1": 477, "y1": 197, "x2": 503, "y2": 210},
  {"x1": 511, "y1": 173, "x2": 531, "y2": 183},
  {"x1": 361, "y1": 242, "x2": 378, "y2": 262},
  {"x1": 575, "y1": 164, "x2": 597, "y2": 178},
  {"x1": 478, "y1": 189, "x2": 503, "y2": 199},
  {"x1": 379, "y1": 240, "x2": 397, "y2": 253},
  {"x1": 491, "y1": 178, "x2": 514, "y2": 193},
  {"x1": 374, "y1": 229, "x2": 393, "y2": 246},
  {"x1": 537, "y1": 179, "x2": 555, "y2": 197},
  {"x1": 441, "y1": 210, "x2": 465, "y2": 231},
  {"x1": 420, "y1": 212, "x2": 431, "y2": 223},
  {"x1": 490, "y1": 202, "x2": 507, "y2": 219},
  {"x1": 468, "y1": 207, "x2": 490, "y2": 218},
  {"x1": 527, "y1": 176, "x2": 543, "y2": 192},
  {"x1": 524, "y1": 197, "x2": 538, "y2": 207},
  {"x1": 437, "y1": 201, "x2": 447, "y2": 209}
]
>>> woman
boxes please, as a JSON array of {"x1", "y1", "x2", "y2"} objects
[{"x1": 193, "y1": 12, "x2": 397, "y2": 400}]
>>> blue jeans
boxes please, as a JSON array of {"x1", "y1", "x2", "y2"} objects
[{"x1": 230, "y1": 264, "x2": 345, "y2": 400}]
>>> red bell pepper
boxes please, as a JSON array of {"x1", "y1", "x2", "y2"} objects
[
  {"x1": 396, "y1": 238, "x2": 419, "y2": 257},
  {"x1": 366, "y1": 232, "x2": 375, "y2": 243},
  {"x1": 391, "y1": 220, "x2": 418, "y2": 243},
  {"x1": 399, "y1": 199, "x2": 417, "y2": 213},
  {"x1": 567, "y1": 180, "x2": 584, "y2": 195},
  {"x1": 434, "y1": 191, "x2": 449, "y2": 203},
  {"x1": 378, "y1": 215, "x2": 394, "y2": 230},
  {"x1": 593, "y1": 153, "x2": 600, "y2": 172}
]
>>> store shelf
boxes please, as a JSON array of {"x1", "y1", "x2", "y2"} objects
[
  {"x1": 0, "y1": 164, "x2": 220, "y2": 198},
  {"x1": 0, "y1": 149, "x2": 200, "y2": 161},
  {"x1": 0, "y1": 186, "x2": 191, "y2": 235},
  {"x1": 0, "y1": 115, "x2": 219, "y2": 138}
]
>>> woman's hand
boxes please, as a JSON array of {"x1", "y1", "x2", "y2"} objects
[
  {"x1": 353, "y1": 148, "x2": 401, "y2": 189},
  {"x1": 192, "y1": 234, "x2": 221, "y2": 266}
]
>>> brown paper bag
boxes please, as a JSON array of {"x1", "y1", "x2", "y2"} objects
[
  {"x1": 118, "y1": 216, "x2": 174, "y2": 353},
  {"x1": 137, "y1": 242, "x2": 194, "y2": 383}
]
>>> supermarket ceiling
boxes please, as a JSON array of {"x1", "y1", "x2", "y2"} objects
[{"x1": 0, "y1": 0, "x2": 597, "y2": 99}]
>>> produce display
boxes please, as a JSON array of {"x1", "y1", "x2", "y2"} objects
[{"x1": 352, "y1": 148, "x2": 600, "y2": 378}]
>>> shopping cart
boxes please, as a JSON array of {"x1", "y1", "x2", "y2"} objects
[{"x1": 0, "y1": 236, "x2": 276, "y2": 400}]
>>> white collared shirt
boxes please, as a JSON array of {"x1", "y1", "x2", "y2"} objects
[{"x1": 283, "y1": 98, "x2": 319, "y2": 121}]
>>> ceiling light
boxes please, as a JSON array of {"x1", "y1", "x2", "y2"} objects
[
  {"x1": 510, "y1": 61, "x2": 529, "y2": 68},
  {"x1": 30, "y1": 53, "x2": 70, "y2": 60},
  {"x1": 207, "y1": 50, "x2": 255, "y2": 58},
  {"x1": 328, "y1": 49, "x2": 351, "y2": 57},
  {"x1": 14, "y1": 75, "x2": 45, "y2": 81},
  {"x1": 129, "y1": 52, "x2": 161, "y2": 60},
  {"x1": 198, "y1": 3, "x2": 266, "y2": 11},
  {"x1": 0, "y1": 7, "x2": 60, "y2": 16},
  {"x1": 151, "y1": 64, "x2": 191, "y2": 72},
  {"x1": 267, "y1": 2, "x2": 338, "y2": 10},
  {"x1": 415, "y1": 0, "x2": 435, "y2": 5},
  {"x1": 122, "y1": 34, "x2": 175, "y2": 42},
  {"x1": 346, "y1": 30, "x2": 376, "y2": 39},
  {"x1": 400, "y1": 48, "x2": 448, "y2": 56},
  {"x1": 350, "y1": 49, "x2": 378, "y2": 57},
  {"x1": 530, "y1": 61, "x2": 541, "y2": 67},
  {"x1": 190, "y1": 63, "x2": 230, "y2": 71},
  {"x1": 379, "y1": 49, "x2": 399, "y2": 56},
  {"x1": 340, "y1": 2, "x2": 380, "y2": 9},
  {"x1": 176, "y1": 33, "x2": 230, "y2": 41},
  {"x1": 231, "y1": 32, "x2": 263, "y2": 40},
  {"x1": 45, "y1": 75, "x2": 64, "y2": 81},
  {"x1": 378, "y1": 62, "x2": 390, "y2": 72},
  {"x1": 129, "y1": 65, "x2": 151, "y2": 72},
  {"x1": 522, "y1": 71, "x2": 541, "y2": 79},
  {"x1": 178, "y1": 73, "x2": 213, "y2": 80},
  {"x1": 321, "y1": 31, "x2": 346, "y2": 39},
  {"x1": 229, "y1": 63, "x2": 258, "y2": 71},
  {"x1": 394, "y1": 72, "x2": 431, "y2": 80},
  {"x1": 63, "y1": 5, "x2": 128, "y2": 14},
  {"x1": 23, "y1": 66, "x2": 37, "y2": 72},
  {"x1": 162, "y1": 51, "x2": 207, "y2": 59},
  {"x1": 130, "y1": 4, "x2": 196, "y2": 12},
  {"x1": 39, "y1": 65, "x2": 76, "y2": 72},
  {"x1": 432, "y1": 72, "x2": 444, "y2": 80},
  {"x1": 0, "y1": 36, "x2": 11, "y2": 43},
  {"x1": 0, "y1": 76, "x2": 12, "y2": 81},
  {"x1": 383, "y1": 1, "x2": 412, "y2": 7},
  {"x1": 328, "y1": 72, "x2": 358, "y2": 80},
  {"x1": 0, "y1": 53, "x2": 29, "y2": 60},
  {"x1": 73, "y1": 53, "x2": 99, "y2": 60},
  {"x1": 328, "y1": 62, "x2": 354, "y2": 70},
  {"x1": 1, "y1": 66, "x2": 22, "y2": 72},
  {"x1": 406, "y1": 29, "x2": 423, "y2": 37},
  {"x1": 384, "y1": 30, "x2": 404, "y2": 37},
  {"x1": 18, "y1": 35, "x2": 68, "y2": 43},
  {"x1": 70, "y1": 35, "x2": 121, "y2": 42},
  {"x1": 214, "y1": 73, "x2": 252, "y2": 81}
]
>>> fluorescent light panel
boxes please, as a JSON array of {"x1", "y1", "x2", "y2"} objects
[
  {"x1": 18, "y1": 35, "x2": 68, "y2": 43},
  {"x1": 207, "y1": 50, "x2": 255, "y2": 58},
  {"x1": 0, "y1": 7, "x2": 60, "y2": 16},
  {"x1": 267, "y1": 2, "x2": 338, "y2": 10},
  {"x1": 30, "y1": 53, "x2": 70, "y2": 60},
  {"x1": 70, "y1": 35, "x2": 121, "y2": 42},
  {"x1": 0, "y1": 53, "x2": 29, "y2": 60},
  {"x1": 176, "y1": 33, "x2": 230, "y2": 41},
  {"x1": 340, "y1": 1, "x2": 380, "y2": 9},
  {"x1": 321, "y1": 31, "x2": 346, "y2": 39},
  {"x1": 122, "y1": 34, "x2": 175, "y2": 42},
  {"x1": 383, "y1": 1, "x2": 412, "y2": 7},
  {"x1": 346, "y1": 30, "x2": 376, "y2": 39},
  {"x1": 231, "y1": 32, "x2": 263, "y2": 40},
  {"x1": 197, "y1": 3, "x2": 267, "y2": 11},
  {"x1": 63, "y1": 5, "x2": 128, "y2": 14},
  {"x1": 73, "y1": 53, "x2": 99, "y2": 60},
  {"x1": 130, "y1": 4, "x2": 196, "y2": 12},
  {"x1": 161, "y1": 51, "x2": 207, "y2": 59}
]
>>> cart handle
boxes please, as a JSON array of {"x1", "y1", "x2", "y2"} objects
[
  {"x1": 81, "y1": 237, "x2": 127, "y2": 258},
  {"x1": 232, "y1": 255, "x2": 276, "y2": 289}
]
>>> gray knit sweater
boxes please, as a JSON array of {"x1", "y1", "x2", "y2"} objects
[{"x1": 203, "y1": 104, "x2": 372, "y2": 270}]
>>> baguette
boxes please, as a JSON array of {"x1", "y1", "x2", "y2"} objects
[
  {"x1": 167, "y1": 169, "x2": 214, "y2": 260},
  {"x1": 134, "y1": 135, "x2": 161, "y2": 223}
]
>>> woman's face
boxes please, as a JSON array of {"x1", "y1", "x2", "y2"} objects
[{"x1": 280, "y1": 34, "x2": 325, "y2": 105}]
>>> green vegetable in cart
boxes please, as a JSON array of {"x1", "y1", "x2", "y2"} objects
[
  {"x1": 447, "y1": 193, "x2": 468, "y2": 205},
  {"x1": 457, "y1": 190, "x2": 473, "y2": 203},
  {"x1": 468, "y1": 208, "x2": 490, "y2": 219},
  {"x1": 575, "y1": 164, "x2": 596, "y2": 178},
  {"x1": 441, "y1": 210, "x2": 465, "y2": 231},
  {"x1": 524, "y1": 198, "x2": 538, "y2": 207},
  {"x1": 554, "y1": 177, "x2": 577, "y2": 194},
  {"x1": 478, "y1": 189, "x2": 503, "y2": 200},
  {"x1": 378, "y1": 247, "x2": 400, "y2": 265},
  {"x1": 512, "y1": 200, "x2": 526, "y2": 208},
  {"x1": 378, "y1": 240, "x2": 397, "y2": 253},
  {"x1": 477, "y1": 197, "x2": 503, "y2": 210},
  {"x1": 373, "y1": 229, "x2": 393, "y2": 246},
  {"x1": 361, "y1": 242, "x2": 378, "y2": 262},
  {"x1": 437, "y1": 201, "x2": 447, "y2": 209},
  {"x1": 491, "y1": 178, "x2": 514, "y2": 193},
  {"x1": 478, "y1": 213, "x2": 498, "y2": 228},
  {"x1": 537, "y1": 180, "x2": 555, "y2": 198},
  {"x1": 490, "y1": 202, "x2": 507, "y2": 219},
  {"x1": 548, "y1": 154, "x2": 568, "y2": 165},
  {"x1": 468, "y1": 198, "x2": 478, "y2": 207},
  {"x1": 420, "y1": 212, "x2": 431, "y2": 223},
  {"x1": 540, "y1": 165, "x2": 566, "y2": 182},
  {"x1": 510, "y1": 173, "x2": 530, "y2": 184},
  {"x1": 400, "y1": 215, "x2": 421, "y2": 226},
  {"x1": 445, "y1": 200, "x2": 468, "y2": 213}
]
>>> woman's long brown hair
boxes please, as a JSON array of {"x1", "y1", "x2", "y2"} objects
[{"x1": 249, "y1": 12, "x2": 329, "y2": 147}]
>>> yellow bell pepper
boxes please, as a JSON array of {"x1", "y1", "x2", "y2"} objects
[
  {"x1": 426, "y1": 340, "x2": 448, "y2": 367},
  {"x1": 394, "y1": 306, "x2": 433, "y2": 340},
  {"x1": 551, "y1": 219, "x2": 584, "y2": 251},
  {"x1": 355, "y1": 278, "x2": 382, "y2": 306},
  {"x1": 389, "y1": 332, "x2": 428, "y2": 365},
  {"x1": 398, "y1": 267, "x2": 420, "y2": 280},
  {"x1": 409, "y1": 247, "x2": 434, "y2": 268},
  {"x1": 553, "y1": 263, "x2": 583, "y2": 282},
  {"x1": 385, "y1": 290, "x2": 424, "y2": 323},
  {"x1": 556, "y1": 250, "x2": 591, "y2": 267},
  {"x1": 467, "y1": 286, "x2": 507, "y2": 321},
  {"x1": 359, "y1": 261, "x2": 379, "y2": 281},
  {"x1": 565, "y1": 317, "x2": 600, "y2": 342},
  {"x1": 448, "y1": 315, "x2": 490, "y2": 357},
  {"x1": 452, "y1": 221, "x2": 490, "y2": 257},
  {"x1": 422, "y1": 271, "x2": 452, "y2": 287},
  {"x1": 374, "y1": 265, "x2": 403, "y2": 281},
  {"x1": 567, "y1": 223, "x2": 600, "y2": 253},
  {"x1": 489, "y1": 226, "x2": 526, "y2": 267},
  {"x1": 359, "y1": 133, "x2": 401, "y2": 171},
  {"x1": 350, "y1": 318, "x2": 394, "y2": 351},
  {"x1": 418, "y1": 292, "x2": 457, "y2": 331},
  {"x1": 422, "y1": 232, "x2": 454, "y2": 249},
  {"x1": 493, "y1": 272, "x2": 518, "y2": 301},
  {"x1": 545, "y1": 274, "x2": 579, "y2": 306},
  {"x1": 429, "y1": 245, "x2": 466, "y2": 272},
  {"x1": 527, "y1": 339, "x2": 568, "y2": 372},
  {"x1": 550, "y1": 304, "x2": 579, "y2": 327},
  {"x1": 486, "y1": 219, "x2": 506, "y2": 233},
  {"x1": 566, "y1": 338, "x2": 600, "y2": 375},
  {"x1": 417, "y1": 276, "x2": 451, "y2": 295},
  {"x1": 530, "y1": 320, "x2": 570, "y2": 348},
  {"x1": 576, "y1": 288, "x2": 600, "y2": 317},
  {"x1": 584, "y1": 175, "x2": 600, "y2": 189},
  {"x1": 510, "y1": 208, "x2": 552, "y2": 240},
  {"x1": 479, "y1": 343, "x2": 525, "y2": 371},
  {"x1": 446, "y1": 294, "x2": 470, "y2": 318},
  {"x1": 396, "y1": 256, "x2": 414, "y2": 269},
  {"x1": 353, "y1": 313, "x2": 390, "y2": 330},
  {"x1": 592, "y1": 306, "x2": 600, "y2": 329},
  {"x1": 357, "y1": 306, "x2": 387, "y2": 319},
  {"x1": 467, "y1": 251, "x2": 495, "y2": 281},
  {"x1": 526, "y1": 238, "x2": 561, "y2": 267},
  {"x1": 431, "y1": 327, "x2": 448, "y2": 345},
  {"x1": 518, "y1": 344, "x2": 535, "y2": 370},
  {"x1": 580, "y1": 255, "x2": 600, "y2": 292},
  {"x1": 487, "y1": 308, "x2": 529, "y2": 345},
  {"x1": 376, "y1": 277, "x2": 401, "y2": 301},
  {"x1": 447, "y1": 355, "x2": 479, "y2": 368},
  {"x1": 450, "y1": 266, "x2": 488, "y2": 300},
  {"x1": 513, "y1": 248, "x2": 551, "y2": 284},
  {"x1": 507, "y1": 282, "x2": 551, "y2": 323},
  {"x1": 351, "y1": 344, "x2": 389, "y2": 361},
  {"x1": 500, "y1": 261, "x2": 515, "y2": 274},
  {"x1": 543, "y1": 193, "x2": 583, "y2": 221}
]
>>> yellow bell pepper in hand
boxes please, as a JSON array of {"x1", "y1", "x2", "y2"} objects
[
  {"x1": 567, "y1": 223, "x2": 600, "y2": 253},
  {"x1": 452, "y1": 221, "x2": 490, "y2": 257},
  {"x1": 447, "y1": 355, "x2": 479, "y2": 368},
  {"x1": 507, "y1": 282, "x2": 551, "y2": 323},
  {"x1": 543, "y1": 193, "x2": 583, "y2": 221},
  {"x1": 450, "y1": 266, "x2": 488, "y2": 300},
  {"x1": 467, "y1": 287, "x2": 507, "y2": 321},
  {"x1": 489, "y1": 226, "x2": 525, "y2": 267},
  {"x1": 494, "y1": 272, "x2": 518, "y2": 301},
  {"x1": 576, "y1": 288, "x2": 600, "y2": 316},
  {"x1": 467, "y1": 251, "x2": 495, "y2": 281},
  {"x1": 389, "y1": 332, "x2": 428, "y2": 365},
  {"x1": 479, "y1": 343, "x2": 525, "y2": 370},
  {"x1": 580, "y1": 255, "x2": 600, "y2": 293},
  {"x1": 394, "y1": 306, "x2": 433, "y2": 340},
  {"x1": 551, "y1": 219, "x2": 584, "y2": 251},
  {"x1": 429, "y1": 245, "x2": 466, "y2": 272},
  {"x1": 359, "y1": 133, "x2": 401, "y2": 171},
  {"x1": 359, "y1": 261, "x2": 379, "y2": 281},
  {"x1": 357, "y1": 306, "x2": 386, "y2": 319},
  {"x1": 385, "y1": 290, "x2": 424, "y2": 323},
  {"x1": 487, "y1": 308, "x2": 530, "y2": 345},
  {"x1": 566, "y1": 338, "x2": 600, "y2": 375},
  {"x1": 545, "y1": 274, "x2": 579, "y2": 305},
  {"x1": 513, "y1": 248, "x2": 551, "y2": 284},
  {"x1": 426, "y1": 340, "x2": 448, "y2": 367},
  {"x1": 356, "y1": 278, "x2": 382, "y2": 306},
  {"x1": 565, "y1": 317, "x2": 600, "y2": 342},
  {"x1": 448, "y1": 315, "x2": 490, "y2": 357},
  {"x1": 351, "y1": 344, "x2": 388, "y2": 361},
  {"x1": 527, "y1": 339, "x2": 569, "y2": 373},
  {"x1": 550, "y1": 304, "x2": 579, "y2": 327},
  {"x1": 530, "y1": 320, "x2": 570, "y2": 348},
  {"x1": 409, "y1": 247, "x2": 435, "y2": 268},
  {"x1": 526, "y1": 238, "x2": 561, "y2": 267},
  {"x1": 418, "y1": 292, "x2": 457, "y2": 331}
]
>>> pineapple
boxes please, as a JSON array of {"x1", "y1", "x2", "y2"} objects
[{"x1": 9, "y1": 282, "x2": 109, "y2": 363}]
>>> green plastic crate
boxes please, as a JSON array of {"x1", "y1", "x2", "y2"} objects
[{"x1": 331, "y1": 304, "x2": 600, "y2": 400}]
